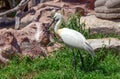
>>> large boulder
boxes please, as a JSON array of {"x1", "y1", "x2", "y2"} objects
[
  {"x1": 80, "y1": 15, "x2": 120, "y2": 35},
  {"x1": 95, "y1": 6, "x2": 120, "y2": 13},
  {"x1": 95, "y1": 0, "x2": 107, "y2": 7},
  {"x1": 95, "y1": 0, "x2": 120, "y2": 19},
  {"x1": 0, "y1": 22, "x2": 50, "y2": 63},
  {"x1": 105, "y1": 0, "x2": 120, "y2": 8}
]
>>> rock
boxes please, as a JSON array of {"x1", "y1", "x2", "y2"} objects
[
  {"x1": 105, "y1": 0, "x2": 120, "y2": 8},
  {"x1": 85, "y1": 0, "x2": 96, "y2": 10},
  {"x1": 47, "y1": 42, "x2": 64, "y2": 53},
  {"x1": 95, "y1": 6, "x2": 120, "y2": 13},
  {"x1": 0, "y1": 21, "x2": 51, "y2": 63},
  {"x1": 21, "y1": 41, "x2": 48, "y2": 58},
  {"x1": 0, "y1": 1, "x2": 95, "y2": 28},
  {"x1": 95, "y1": 0, "x2": 107, "y2": 7},
  {"x1": 21, "y1": 0, "x2": 96, "y2": 27},
  {"x1": 16, "y1": 22, "x2": 50, "y2": 58},
  {"x1": 0, "y1": 47, "x2": 10, "y2": 64},
  {"x1": 53, "y1": 0, "x2": 60, "y2": 2},
  {"x1": 21, "y1": 1, "x2": 95, "y2": 26},
  {"x1": 88, "y1": 38, "x2": 120, "y2": 52},
  {"x1": 0, "y1": 17, "x2": 15, "y2": 28},
  {"x1": 95, "y1": 13, "x2": 120, "y2": 19},
  {"x1": 80, "y1": 15, "x2": 120, "y2": 35},
  {"x1": 95, "y1": 0, "x2": 120, "y2": 19}
]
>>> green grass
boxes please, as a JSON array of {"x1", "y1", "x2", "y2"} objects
[
  {"x1": 0, "y1": 13, "x2": 120, "y2": 79},
  {"x1": 0, "y1": 48, "x2": 119, "y2": 79}
]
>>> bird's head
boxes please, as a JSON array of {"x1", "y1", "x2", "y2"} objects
[
  {"x1": 53, "y1": 13, "x2": 63, "y2": 21},
  {"x1": 48, "y1": 13, "x2": 63, "y2": 28}
]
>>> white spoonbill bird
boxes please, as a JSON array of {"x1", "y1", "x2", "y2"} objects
[{"x1": 49, "y1": 13, "x2": 96, "y2": 69}]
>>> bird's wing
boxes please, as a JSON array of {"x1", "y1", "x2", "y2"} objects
[
  {"x1": 59, "y1": 28, "x2": 86, "y2": 48},
  {"x1": 59, "y1": 28, "x2": 96, "y2": 57},
  {"x1": 84, "y1": 41, "x2": 96, "y2": 57}
]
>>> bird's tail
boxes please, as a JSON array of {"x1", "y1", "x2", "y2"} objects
[{"x1": 84, "y1": 42, "x2": 96, "y2": 57}]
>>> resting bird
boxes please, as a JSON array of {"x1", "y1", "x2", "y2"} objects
[{"x1": 49, "y1": 13, "x2": 96, "y2": 69}]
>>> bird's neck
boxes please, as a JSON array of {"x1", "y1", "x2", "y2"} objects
[{"x1": 54, "y1": 18, "x2": 62, "y2": 33}]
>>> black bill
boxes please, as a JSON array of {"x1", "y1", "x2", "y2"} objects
[{"x1": 47, "y1": 18, "x2": 55, "y2": 29}]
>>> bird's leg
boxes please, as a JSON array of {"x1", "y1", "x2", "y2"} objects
[
  {"x1": 72, "y1": 50, "x2": 77, "y2": 71},
  {"x1": 78, "y1": 50, "x2": 85, "y2": 69}
]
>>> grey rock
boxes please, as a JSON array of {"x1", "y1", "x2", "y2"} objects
[
  {"x1": 95, "y1": 0, "x2": 107, "y2": 7},
  {"x1": 95, "y1": 12, "x2": 120, "y2": 19},
  {"x1": 105, "y1": 0, "x2": 120, "y2": 8},
  {"x1": 95, "y1": 6, "x2": 120, "y2": 13},
  {"x1": 80, "y1": 15, "x2": 120, "y2": 35},
  {"x1": 88, "y1": 38, "x2": 120, "y2": 51},
  {"x1": 95, "y1": 0, "x2": 120, "y2": 19}
]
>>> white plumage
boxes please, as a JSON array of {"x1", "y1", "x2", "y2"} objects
[
  {"x1": 59, "y1": 28, "x2": 86, "y2": 48},
  {"x1": 49, "y1": 12, "x2": 96, "y2": 69},
  {"x1": 52, "y1": 13, "x2": 95, "y2": 57},
  {"x1": 58, "y1": 28, "x2": 95, "y2": 56}
]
